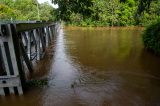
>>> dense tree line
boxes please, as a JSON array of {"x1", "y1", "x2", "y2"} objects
[
  {"x1": 0, "y1": 0, "x2": 55, "y2": 21},
  {"x1": 1, "y1": 0, "x2": 159, "y2": 26},
  {"x1": 53, "y1": 0, "x2": 160, "y2": 26},
  {"x1": 139, "y1": 0, "x2": 160, "y2": 55}
]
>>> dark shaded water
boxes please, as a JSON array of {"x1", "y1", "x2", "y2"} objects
[{"x1": 1, "y1": 26, "x2": 160, "y2": 106}]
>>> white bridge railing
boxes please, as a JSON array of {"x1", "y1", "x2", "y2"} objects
[{"x1": 0, "y1": 21, "x2": 60, "y2": 96}]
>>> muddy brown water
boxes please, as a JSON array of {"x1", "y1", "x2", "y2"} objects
[{"x1": 1, "y1": 26, "x2": 160, "y2": 106}]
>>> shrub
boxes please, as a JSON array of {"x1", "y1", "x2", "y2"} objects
[{"x1": 142, "y1": 20, "x2": 160, "y2": 54}]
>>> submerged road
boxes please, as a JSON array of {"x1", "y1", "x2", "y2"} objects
[{"x1": 1, "y1": 26, "x2": 160, "y2": 106}]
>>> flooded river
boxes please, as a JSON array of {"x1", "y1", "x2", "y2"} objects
[{"x1": 1, "y1": 26, "x2": 160, "y2": 106}]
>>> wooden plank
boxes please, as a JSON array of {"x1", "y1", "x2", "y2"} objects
[
  {"x1": 0, "y1": 76, "x2": 21, "y2": 88},
  {"x1": 7, "y1": 24, "x2": 20, "y2": 75},
  {"x1": 49, "y1": 27, "x2": 52, "y2": 40},
  {"x1": 4, "y1": 42, "x2": 14, "y2": 75},
  {"x1": 9, "y1": 87, "x2": 14, "y2": 94},
  {"x1": 25, "y1": 31, "x2": 31, "y2": 60},
  {"x1": 16, "y1": 22, "x2": 54, "y2": 32},
  {"x1": 10, "y1": 24, "x2": 25, "y2": 91},
  {"x1": 20, "y1": 41, "x2": 33, "y2": 73},
  {"x1": 35, "y1": 29, "x2": 41, "y2": 60},
  {"x1": 0, "y1": 45, "x2": 6, "y2": 75},
  {"x1": 0, "y1": 38, "x2": 11, "y2": 75},
  {"x1": 0, "y1": 88, "x2": 5, "y2": 96},
  {"x1": 39, "y1": 28, "x2": 46, "y2": 52},
  {"x1": 45, "y1": 27, "x2": 49, "y2": 47},
  {"x1": 22, "y1": 32, "x2": 27, "y2": 47},
  {"x1": 17, "y1": 86, "x2": 23, "y2": 95}
]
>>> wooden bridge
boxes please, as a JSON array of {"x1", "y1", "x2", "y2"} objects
[{"x1": 0, "y1": 21, "x2": 60, "y2": 96}]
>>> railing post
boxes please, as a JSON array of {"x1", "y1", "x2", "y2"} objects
[
  {"x1": 40, "y1": 28, "x2": 46, "y2": 53},
  {"x1": 49, "y1": 27, "x2": 52, "y2": 40},
  {"x1": 0, "y1": 88, "x2": 5, "y2": 96},
  {"x1": 35, "y1": 29, "x2": 41, "y2": 60},
  {"x1": 25, "y1": 31, "x2": 31, "y2": 60},
  {"x1": 45, "y1": 26, "x2": 50, "y2": 47}
]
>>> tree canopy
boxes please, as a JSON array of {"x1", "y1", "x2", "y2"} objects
[
  {"x1": 52, "y1": 0, "x2": 160, "y2": 26},
  {"x1": 0, "y1": 0, "x2": 55, "y2": 21},
  {"x1": 0, "y1": 0, "x2": 159, "y2": 26}
]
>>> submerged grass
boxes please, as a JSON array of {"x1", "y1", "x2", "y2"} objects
[{"x1": 25, "y1": 78, "x2": 48, "y2": 88}]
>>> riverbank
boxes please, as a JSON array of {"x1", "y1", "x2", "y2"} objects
[{"x1": 64, "y1": 25, "x2": 144, "y2": 31}]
